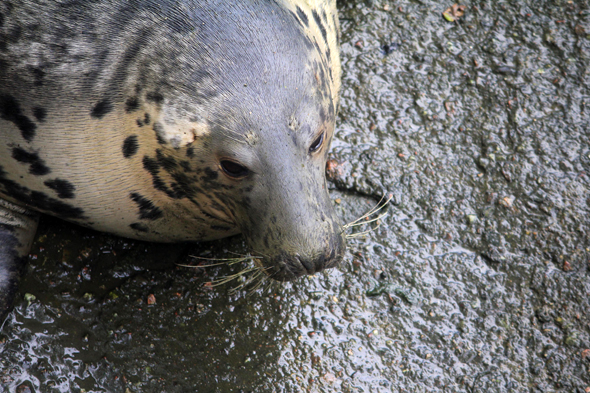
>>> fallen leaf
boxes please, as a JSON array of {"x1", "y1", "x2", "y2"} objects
[
  {"x1": 325, "y1": 159, "x2": 343, "y2": 180},
  {"x1": 443, "y1": 4, "x2": 466, "y2": 22}
]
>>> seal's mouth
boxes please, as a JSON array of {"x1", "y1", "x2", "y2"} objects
[{"x1": 259, "y1": 234, "x2": 345, "y2": 282}]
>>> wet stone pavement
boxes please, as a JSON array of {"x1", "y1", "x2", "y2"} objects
[{"x1": 1, "y1": 1, "x2": 590, "y2": 392}]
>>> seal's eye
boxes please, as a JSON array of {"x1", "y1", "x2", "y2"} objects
[
  {"x1": 309, "y1": 131, "x2": 325, "y2": 153},
  {"x1": 220, "y1": 160, "x2": 249, "y2": 178}
]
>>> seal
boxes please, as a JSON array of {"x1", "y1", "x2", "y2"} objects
[{"x1": 0, "y1": 0, "x2": 345, "y2": 320}]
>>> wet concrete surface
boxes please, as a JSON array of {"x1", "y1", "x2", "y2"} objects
[{"x1": 1, "y1": 1, "x2": 590, "y2": 392}]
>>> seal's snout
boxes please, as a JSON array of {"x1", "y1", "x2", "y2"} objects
[{"x1": 263, "y1": 231, "x2": 346, "y2": 282}]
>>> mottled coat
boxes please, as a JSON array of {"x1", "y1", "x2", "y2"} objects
[{"x1": 0, "y1": 0, "x2": 344, "y2": 320}]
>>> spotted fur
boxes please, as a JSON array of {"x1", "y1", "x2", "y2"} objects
[{"x1": 0, "y1": 0, "x2": 345, "y2": 319}]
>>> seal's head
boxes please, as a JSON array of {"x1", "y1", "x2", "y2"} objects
[
  {"x1": 101, "y1": 2, "x2": 346, "y2": 281},
  {"x1": 144, "y1": 3, "x2": 344, "y2": 280}
]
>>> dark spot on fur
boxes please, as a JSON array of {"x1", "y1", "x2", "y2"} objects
[
  {"x1": 244, "y1": 185, "x2": 253, "y2": 193},
  {"x1": 332, "y1": 13, "x2": 340, "y2": 46},
  {"x1": 153, "y1": 122, "x2": 166, "y2": 145},
  {"x1": 296, "y1": 6, "x2": 309, "y2": 27},
  {"x1": 156, "y1": 149, "x2": 178, "y2": 171},
  {"x1": 7, "y1": 24, "x2": 22, "y2": 43},
  {"x1": 186, "y1": 147, "x2": 195, "y2": 158},
  {"x1": 129, "y1": 222, "x2": 149, "y2": 232},
  {"x1": 144, "y1": 113, "x2": 150, "y2": 125},
  {"x1": 11, "y1": 147, "x2": 50, "y2": 175},
  {"x1": 171, "y1": 172, "x2": 195, "y2": 197},
  {"x1": 319, "y1": 106, "x2": 327, "y2": 123},
  {"x1": 142, "y1": 155, "x2": 185, "y2": 199},
  {"x1": 44, "y1": 178, "x2": 75, "y2": 199},
  {"x1": 32, "y1": 191, "x2": 84, "y2": 218},
  {"x1": 180, "y1": 160, "x2": 191, "y2": 172},
  {"x1": 290, "y1": 130, "x2": 299, "y2": 147},
  {"x1": 146, "y1": 92, "x2": 164, "y2": 105},
  {"x1": 242, "y1": 196, "x2": 251, "y2": 208},
  {"x1": 122, "y1": 135, "x2": 139, "y2": 158},
  {"x1": 312, "y1": 10, "x2": 328, "y2": 45},
  {"x1": 0, "y1": 95, "x2": 36, "y2": 141},
  {"x1": 204, "y1": 167, "x2": 218, "y2": 181},
  {"x1": 31, "y1": 67, "x2": 45, "y2": 87},
  {"x1": 142, "y1": 155, "x2": 160, "y2": 174},
  {"x1": 30, "y1": 190, "x2": 82, "y2": 218},
  {"x1": 153, "y1": 177, "x2": 173, "y2": 196},
  {"x1": 129, "y1": 192, "x2": 163, "y2": 220},
  {"x1": 136, "y1": 119, "x2": 143, "y2": 127},
  {"x1": 0, "y1": 165, "x2": 84, "y2": 219},
  {"x1": 125, "y1": 96, "x2": 139, "y2": 112},
  {"x1": 32, "y1": 107, "x2": 46, "y2": 122},
  {"x1": 302, "y1": 35, "x2": 315, "y2": 52},
  {"x1": 91, "y1": 99, "x2": 113, "y2": 118},
  {"x1": 168, "y1": 182, "x2": 187, "y2": 199}
]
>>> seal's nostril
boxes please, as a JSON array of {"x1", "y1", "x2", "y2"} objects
[
  {"x1": 295, "y1": 255, "x2": 317, "y2": 275},
  {"x1": 297, "y1": 256, "x2": 316, "y2": 275},
  {"x1": 297, "y1": 254, "x2": 330, "y2": 276},
  {"x1": 315, "y1": 254, "x2": 326, "y2": 271}
]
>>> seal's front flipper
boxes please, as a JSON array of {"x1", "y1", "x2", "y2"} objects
[{"x1": 0, "y1": 199, "x2": 39, "y2": 323}]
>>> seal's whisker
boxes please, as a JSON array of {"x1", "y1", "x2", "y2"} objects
[
  {"x1": 254, "y1": 269, "x2": 274, "y2": 294},
  {"x1": 237, "y1": 271, "x2": 263, "y2": 295},
  {"x1": 211, "y1": 266, "x2": 259, "y2": 287},
  {"x1": 342, "y1": 193, "x2": 393, "y2": 230},
  {"x1": 247, "y1": 266, "x2": 276, "y2": 295},
  {"x1": 225, "y1": 250, "x2": 266, "y2": 262},
  {"x1": 188, "y1": 256, "x2": 253, "y2": 261},
  {"x1": 210, "y1": 260, "x2": 274, "y2": 294},
  {"x1": 345, "y1": 222, "x2": 383, "y2": 239},
  {"x1": 177, "y1": 256, "x2": 251, "y2": 268},
  {"x1": 344, "y1": 211, "x2": 388, "y2": 228},
  {"x1": 225, "y1": 250, "x2": 251, "y2": 257},
  {"x1": 229, "y1": 269, "x2": 265, "y2": 295},
  {"x1": 263, "y1": 277, "x2": 276, "y2": 294},
  {"x1": 250, "y1": 248, "x2": 272, "y2": 259},
  {"x1": 247, "y1": 274, "x2": 266, "y2": 295}
]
